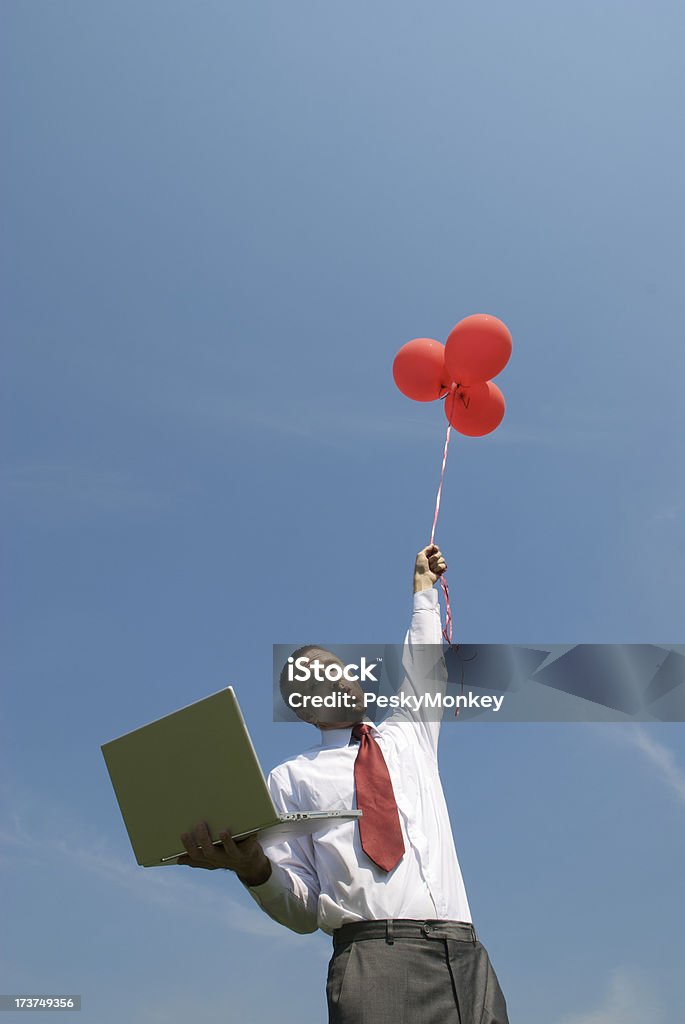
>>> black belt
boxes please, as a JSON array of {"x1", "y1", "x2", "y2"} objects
[{"x1": 333, "y1": 918, "x2": 478, "y2": 949}]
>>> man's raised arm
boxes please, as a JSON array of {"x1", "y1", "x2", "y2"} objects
[{"x1": 384, "y1": 545, "x2": 449, "y2": 757}]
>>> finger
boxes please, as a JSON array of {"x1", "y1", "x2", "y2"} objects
[
  {"x1": 182, "y1": 829, "x2": 208, "y2": 862},
  {"x1": 180, "y1": 832, "x2": 196, "y2": 856},
  {"x1": 179, "y1": 855, "x2": 217, "y2": 870},
  {"x1": 423, "y1": 544, "x2": 439, "y2": 557},
  {"x1": 234, "y1": 834, "x2": 260, "y2": 854},
  {"x1": 177, "y1": 850, "x2": 207, "y2": 868},
  {"x1": 218, "y1": 829, "x2": 241, "y2": 857},
  {"x1": 197, "y1": 823, "x2": 232, "y2": 869},
  {"x1": 193, "y1": 821, "x2": 217, "y2": 858}
]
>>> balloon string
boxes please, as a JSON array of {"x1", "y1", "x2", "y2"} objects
[
  {"x1": 429, "y1": 421, "x2": 451, "y2": 549},
  {"x1": 429, "y1": 416, "x2": 464, "y2": 716},
  {"x1": 429, "y1": 420, "x2": 454, "y2": 648}
]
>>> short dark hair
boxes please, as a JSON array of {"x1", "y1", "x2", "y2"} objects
[{"x1": 279, "y1": 644, "x2": 338, "y2": 703}]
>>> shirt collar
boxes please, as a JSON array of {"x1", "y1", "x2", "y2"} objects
[{"x1": 318, "y1": 715, "x2": 377, "y2": 748}]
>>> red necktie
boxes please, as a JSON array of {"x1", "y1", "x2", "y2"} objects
[{"x1": 352, "y1": 723, "x2": 405, "y2": 873}]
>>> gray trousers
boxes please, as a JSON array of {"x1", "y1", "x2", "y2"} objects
[{"x1": 326, "y1": 920, "x2": 509, "y2": 1024}]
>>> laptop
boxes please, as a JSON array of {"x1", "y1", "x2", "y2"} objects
[{"x1": 101, "y1": 686, "x2": 361, "y2": 867}]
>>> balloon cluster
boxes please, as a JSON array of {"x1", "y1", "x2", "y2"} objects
[{"x1": 392, "y1": 314, "x2": 512, "y2": 436}]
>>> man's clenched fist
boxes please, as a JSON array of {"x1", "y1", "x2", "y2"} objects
[{"x1": 414, "y1": 545, "x2": 447, "y2": 593}]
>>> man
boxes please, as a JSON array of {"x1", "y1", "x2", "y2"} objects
[{"x1": 177, "y1": 545, "x2": 509, "y2": 1023}]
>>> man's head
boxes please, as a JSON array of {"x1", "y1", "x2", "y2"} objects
[{"x1": 279, "y1": 645, "x2": 366, "y2": 729}]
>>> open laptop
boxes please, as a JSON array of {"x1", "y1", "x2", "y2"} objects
[{"x1": 101, "y1": 686, "x2": 361, "y2": 867}]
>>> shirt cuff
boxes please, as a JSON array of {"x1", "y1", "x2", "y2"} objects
[
  {"x1": 413, "y1": 586, "x2": 439, "y2": 610},
  {"x1": 244, "y1": 861, "x2": 291, "y2": 904}
]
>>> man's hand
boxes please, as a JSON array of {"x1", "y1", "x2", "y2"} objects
[
  {"x1": 177, "y1": 821, "x2": 272, "y2": 887},
  {"x1": 414, "y1": 544, "x2": 447, "y2": 593}
]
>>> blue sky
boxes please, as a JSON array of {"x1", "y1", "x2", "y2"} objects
[{"x1": 2, "y1": 1, "x2": 684, "y2": 1021}]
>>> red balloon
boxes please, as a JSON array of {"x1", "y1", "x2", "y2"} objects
[
  {"x1": 444, "y1": 380, "x2": 505, "y2": 436},
  {"x1": 444, "y1": 314, "x2": 512, "y2": 386},
  {"x1": 393, "y1": 338, "x2": 450, "y2": 402}
]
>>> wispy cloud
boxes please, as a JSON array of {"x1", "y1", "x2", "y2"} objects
[
  {"x1": 589, "y1": 723, "x2": 685, "y2": 807},
  {"x1": 650, "y1": 504, "x2": 681, "y2": 522},
  {"x1": 1, "y1": 463, "x2": 162, "y2": 519},
  {"x1": 0, "y1": 787, "x2": 295, "y2": 943},
  {"x1": 158, "y1": 386, "x2": 552, "y2": 448},
  {"x1": 620, "y1": 725, "x2": 685, "y2": 806},
  {"x1": 555, "y1": 968, "x2": 664, "y2": 1024},
  {"x1": 169, "y1": 390, "x2": 442, "y2": 444}
]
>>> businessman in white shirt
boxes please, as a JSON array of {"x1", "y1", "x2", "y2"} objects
[{"x1": 177, "y1": 545, "x2": 509, "y2": 1023}]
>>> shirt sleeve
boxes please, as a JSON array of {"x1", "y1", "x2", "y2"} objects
[
  {"x1": 382, "y1": 586, "x2": 447, "y2": 759},
  {"x1": 241, "y1": 766, "x2": 320, "y2": 934}
]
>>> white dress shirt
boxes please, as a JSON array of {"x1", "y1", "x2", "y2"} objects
[{"x1": 245, "y1": 586, "x2": 472, "y2": 935}]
